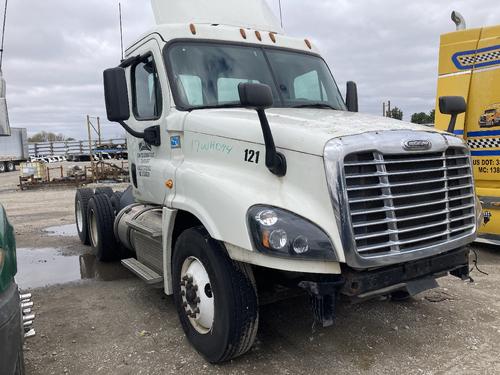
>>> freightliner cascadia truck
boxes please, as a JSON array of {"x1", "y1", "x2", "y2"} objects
[
  {"x1": 435, "y1": 12, "x2": 500, "y2": 245},
  {"x1": 75, "y1": 0, "x2": 481, "y2": 363}
]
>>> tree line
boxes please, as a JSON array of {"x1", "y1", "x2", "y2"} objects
[
  {"x1": 385, "y1": 106, "x2": 436, "y2": 125},
  {"x1": 28, "y1": 131, "x2": 75, "y2": 143}
]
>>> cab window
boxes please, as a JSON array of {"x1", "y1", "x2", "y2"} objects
[
  {"x1": 217, "y1": 78, "x2": 260, "y2": 103},
  {"x1": 132, "y1": 55, "x2": 162, "y2": 120},
  {"x1": 294, "y1": 71, "x2": 328, "y2": 101},
  {"x1": 179, "y1": 74, "x2": 203, "y2": 106}
]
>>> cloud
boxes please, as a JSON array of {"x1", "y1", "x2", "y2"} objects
[{"x1": 2, "y1": 0, "x2": 497, "y2": 138}]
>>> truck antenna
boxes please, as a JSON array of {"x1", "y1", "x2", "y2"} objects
[
  {"x1": 278, "y1": 0, "x2": 283, "y2": 28},
  {"x1": 0, "y1": 0, "x2": 8, "y2": 71},
  {"x1": 119, "y1": 2, "x2": 124, "y2": 61}
]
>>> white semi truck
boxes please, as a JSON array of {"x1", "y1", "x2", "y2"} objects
[{"x1": 75, "y1": 0, "x2": 480, "y2": 363}]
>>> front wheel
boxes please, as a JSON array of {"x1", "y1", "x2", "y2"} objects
[{"x1": 172, "y1": 227, "x2": 259, "y2": 363}]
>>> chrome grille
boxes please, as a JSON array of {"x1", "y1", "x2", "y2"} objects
[{"x1": 344, "y1": 147, "x2": 475, "y2": 256}]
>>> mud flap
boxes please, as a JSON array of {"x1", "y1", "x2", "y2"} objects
[{"x1": 298, "y1": 280, "x2": 344, "y2": 328}]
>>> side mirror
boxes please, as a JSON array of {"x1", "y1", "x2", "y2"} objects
[
  {"x1": 103, "y1": 67, "x2": 130, "y2": 122},
  {"x1": 346, "y1": 81, "x2": 358, "y2": 113},
  {"x1": 238, "y1": 82, "x2": 274, "y2": 109},
  {"x1": 238, "y1": 83, "x2": 286, "y2": 177},
  {"x1": 439, "y1": 96, "x2": 466, "y2": 133},
  {"x1": 0, "y1": 75, "x2": 11, "y2": 136}
]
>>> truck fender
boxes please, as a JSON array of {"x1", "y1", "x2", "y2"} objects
[{"x1": 162, "y1": 207, "x2": 215, "y2": 295}]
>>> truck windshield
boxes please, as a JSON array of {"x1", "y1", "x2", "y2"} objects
[{"x1": 166, "y1": 42, "x2": 347, "y2": 111}]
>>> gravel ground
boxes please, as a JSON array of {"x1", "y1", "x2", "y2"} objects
[{"x1": 0, "y1": 167, "x2": 499, "y2": 375}]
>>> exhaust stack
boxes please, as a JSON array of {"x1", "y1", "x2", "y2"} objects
[{"x1": 451, "y1": 11, "x2": 466, "y2": 31}]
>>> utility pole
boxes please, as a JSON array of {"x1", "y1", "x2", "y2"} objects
[{"x1": 383, "y1": 100, "x2": 392, "y2": 117}]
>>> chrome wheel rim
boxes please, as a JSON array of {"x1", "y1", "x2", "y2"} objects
[
  {"x1": 180, "y1": 256, "x2": 214, "y2": 334},
  {"x1": 89, "y1": 209, "x2": 98, "y2": 248},
  {"x1": 76, "y1": 201, "x2": 83, "y2": 233}
]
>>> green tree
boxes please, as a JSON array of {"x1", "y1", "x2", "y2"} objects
[
  {"x1": 411, "y1": 109, "x2": 435, "y2": 124},
  {"x1": 387, "y1": 107, "x2": 403, "y2": 120}
]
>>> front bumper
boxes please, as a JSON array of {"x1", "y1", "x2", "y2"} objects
[
  {"x1": 0, "y1": 282, "x2": 23, "y2": 375},
  {"x1": 298, "y1": 247, "x2": 470, "y2": 326},
  {"x1": 341, "y1": 247, "x2": 470, "y2": 299}
]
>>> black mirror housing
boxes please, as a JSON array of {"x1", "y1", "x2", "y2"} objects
[
  {"x1": 238, "y1": 82, "x2": 273, "y2": 109},
  {"x1": 439, "y1": 96, "x2": 466, "y2": 133},
  {"x1": 439, "y1": 96, "x2": 466, "y2": 115},
  {"x1": 346, "y1": 81, "x2": 358, "y2": 113},
  {"x1": 103, "y1": 67, "x2": 130, "y2": 122}
]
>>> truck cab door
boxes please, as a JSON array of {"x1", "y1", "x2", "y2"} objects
[{"x1": 125, "y1": 39, "x2": 175, "y2": 205}]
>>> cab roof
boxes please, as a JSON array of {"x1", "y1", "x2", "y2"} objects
[{"x1": 151, "y1": 0, "x2": 283, "y2": 34}]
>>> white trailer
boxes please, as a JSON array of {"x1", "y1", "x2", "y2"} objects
[
  {"x1": 75, "y1": 0, "x2": 480, "y2": 363},
  {"x1": 0, "y1": 127, "x2": 29, "y2": 172}
]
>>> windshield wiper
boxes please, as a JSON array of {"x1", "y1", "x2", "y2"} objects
[
  {"x1": 292, "y1": 103, "x2": 336, "y2": 110},
  {"x1": 189, "y1": 103, "x2": 243, "y2": 111}
]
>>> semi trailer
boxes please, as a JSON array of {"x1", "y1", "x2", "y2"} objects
[
  {"x1": 0, "y1": 127, "x2": 29, "y2": 173},
  {"x1": 435, "y1": 12, "x2": 500, "y2": 245},
  {"x1": 76, "y1": 0, "x2": 481, "y2": 363}
]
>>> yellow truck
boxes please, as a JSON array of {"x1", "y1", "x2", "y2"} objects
[
  {"x1": 479, "y1": 103, "x2": 500, "y2": 128},
  {"x1": 435, "y1": 12, "x2": 500, "y2": 244}
]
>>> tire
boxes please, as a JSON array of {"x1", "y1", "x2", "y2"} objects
[
  {"x1": 110, "y1": 191, "x2": 124, "y2": 214},
  {"x1": 6, "y1": 161, "x2": 15, "y2": 172},
  {"x1": 94, "y1": 187, "x2": 114, "y2": 197},
  {"x1": 172, "y1": 227, "x2": 259, "y2": 363},
  {"x1": 75, "y1": 188, "x2": 94, "y2": 245},
  {"x1": 0, "y1": 162, "x2": 5, "y2": 173},
  {"x1": 87, "y1": 194, "x2": 121, "y2": 262}
]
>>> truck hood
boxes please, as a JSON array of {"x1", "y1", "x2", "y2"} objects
[{"x1": 184, "y1": 108, "x2": 442, "y2": 156}]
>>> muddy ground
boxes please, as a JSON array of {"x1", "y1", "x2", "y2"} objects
[{"x1": 1, "y1": 165, "x2": 499, "y2": 374}]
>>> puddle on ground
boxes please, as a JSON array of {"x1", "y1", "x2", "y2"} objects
[
  {"x1": 16, "y1": 248, "x2": 133, "y2": 289},
  {"x1": 44, "y1": 224, "x2": 78, "y2": 237}
]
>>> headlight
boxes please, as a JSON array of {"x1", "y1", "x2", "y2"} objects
[{"x1": 247, "y1": 205, "x2": 337, "y2": 260}]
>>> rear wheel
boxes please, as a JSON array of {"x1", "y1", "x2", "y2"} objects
[
  {"x1": 173, "y1": 227, "x2": 259, "y2": 363},
  {"x1": 94, "y1": 187, "x2": 113, "y2": 197},
  {"x1": 87, "y1": 194, "x2": 121, "y2": 262},
  {"x1": 75, "y1": 188, "x2": 94, "y2": 245},
  {"x1": 6, "y1": 161, "x2": 15, "y2": 172},
  {"x1": 0, "y1": 162, "x2": 5, "y2": 173}
]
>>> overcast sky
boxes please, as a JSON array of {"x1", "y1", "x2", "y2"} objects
[{"x1": 3, "y1": 0, "x2": 498, "y2": 139}]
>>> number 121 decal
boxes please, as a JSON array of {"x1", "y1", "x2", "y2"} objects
[{"x1": 244, "y1": 149, "x2": 260, "y2": 164}]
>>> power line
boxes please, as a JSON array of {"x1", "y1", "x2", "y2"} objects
[{"x1": 0, "y1": 0, "x2": 8, "y2": 71}]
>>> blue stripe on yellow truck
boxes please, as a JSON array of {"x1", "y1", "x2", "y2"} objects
[{"x1": 436, "y1": 23, "x2": 500, "y2": 242}]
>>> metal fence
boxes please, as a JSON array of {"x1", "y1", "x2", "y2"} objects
[{"x1": 29, "y1": 138, "x2": 127, "y2": 157}]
